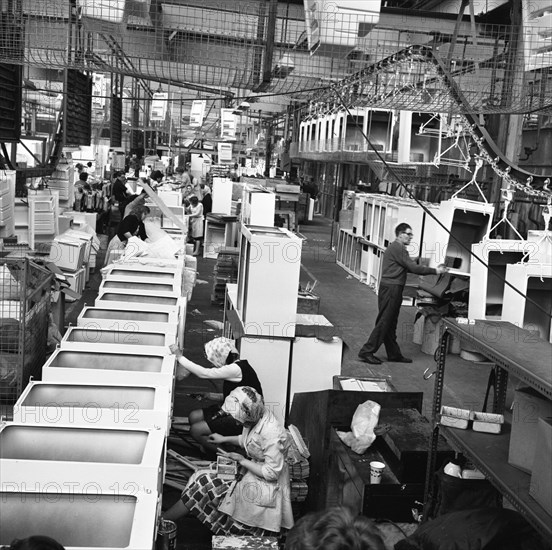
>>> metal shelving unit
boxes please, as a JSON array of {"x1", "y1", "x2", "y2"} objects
[{"x1": 424, "y1": 318, "x2": 552, "y2": 543}]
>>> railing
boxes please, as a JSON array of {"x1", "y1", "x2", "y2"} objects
[{"x1": 293, "y1": 139, "x2": 426, "y2": 162}]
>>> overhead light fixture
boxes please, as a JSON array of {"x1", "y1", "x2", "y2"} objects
[{"x1": 233, "y1": 101, "x2": 251, "y2": 115}]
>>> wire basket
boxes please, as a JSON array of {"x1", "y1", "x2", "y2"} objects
[{"x1": 0, "y1": 257, "x2": 53, "y2": 404}]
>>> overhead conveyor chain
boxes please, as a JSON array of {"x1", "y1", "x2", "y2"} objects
[{"x1": 318, "y1": 45, "x2": 552, "y2": 199}]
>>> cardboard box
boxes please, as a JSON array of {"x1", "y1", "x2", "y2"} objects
[
  {"x1": 529, "y1": 417, "x2": 552, "y2": 515},
  {"x1": 297, "y1": 292, "x2": 320, "y2": 314},
  {"x1": 61, "y1": 267, "x2": 86, "y2": 302},
  {"x1": 339, "y1": 209, "x2": 354, "y2": 230},
  {"x1": 508, "y1": 387, "x2": 552, "y2": 472},
  {"x1": 48, "y1": 236, "x2": 86, "y2": 272}
]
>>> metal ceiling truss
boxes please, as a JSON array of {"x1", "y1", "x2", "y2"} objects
[
  {"x1": 311, "y1": 45, "x2": 551, "y2": 198},
  {"x1": 4, "y1": 1, "x2": 550, "y2": 111}
]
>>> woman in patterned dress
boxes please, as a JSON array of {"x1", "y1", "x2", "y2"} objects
[{"x1": 163, "y1": 386, "x2": 294, "y2": 536}]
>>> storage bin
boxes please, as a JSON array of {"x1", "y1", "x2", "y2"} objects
[
  {"x1": 439, "y1": 406, "x2": 473, "y2": 430},
  {"x1": 471, "y1": 412, "x2": 504, "y2": 434}
]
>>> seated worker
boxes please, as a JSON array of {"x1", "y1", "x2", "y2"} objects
[
  {"x1": 103, "y1": 205, "x2": 149, "y2": 266},
  {"x1": 163, "y1": 387, "x2": 293, "y2": 537},
  {"x1": 169, "y1": 337, "x2": 263, "y2": 455}
]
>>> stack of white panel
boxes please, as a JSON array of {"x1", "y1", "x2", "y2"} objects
[{"x1": 0, "y1": 170, "x2": 15, "y2": 238}]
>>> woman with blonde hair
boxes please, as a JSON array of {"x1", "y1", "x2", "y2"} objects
[
  {"x1": 163, "y1": 386, "x2": 293, "y2": 537},
  {"x1": 103, "y1": 205, "x2": 150, "y2": 266}
]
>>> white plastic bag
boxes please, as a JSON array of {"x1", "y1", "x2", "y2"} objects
[
  {"x1": 336, "y1": 400, "x2": 381, "y2": 454},
  {"x1": 123, "y1": 236, "x2": 150, "y2": 260},
  {"x1": 147, "y1": 234, "x2": 181, "y2": 259},
  {"x1": 143, "y1": 220, "x2": 169, "y2": 243}
]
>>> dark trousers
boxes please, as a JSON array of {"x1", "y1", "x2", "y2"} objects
[{"x1": 359, "y1": 283, "x2": 404, "y2": 359}]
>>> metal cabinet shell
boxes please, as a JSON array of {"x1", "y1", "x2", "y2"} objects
[
  {"x1": 42, "y1": 348, "x2": 176, "y2": 387},
  {"x1": 0, "y1": 421, "x2": 166, "y2": 493},
  {"x1": 0, "y1": 487, "x2": 159, "y2": 549},
  {"x1": 59, "y1": 326, "x2": 174, "y2": 355},
  {"x1": 14, "y1": 380, "x2": 172, "y2": 432},
  {"x1": 77, "y1": 304, "x2": 179, "y2": 337},
  {"x1": 502, "y1": 263, "x2": 552, "y2": 343}
]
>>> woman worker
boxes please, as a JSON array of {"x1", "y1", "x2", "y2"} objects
[
  {"x1": 103, "y1": 205, "x2": 149, "y2": 266},
  {"x1": 186, "y1": 195, "x2": 204, "y2": 256},
  {"x1": 169, "y1": 337, "x2": 263, "y2": 455},
  {"x1": 163, "y1": 386, "x2": 294, "y2": 537}
]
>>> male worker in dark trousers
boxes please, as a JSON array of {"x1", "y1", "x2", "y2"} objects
[{"x1": 358, "y1": 223, "x2": 447, "y2": 365}]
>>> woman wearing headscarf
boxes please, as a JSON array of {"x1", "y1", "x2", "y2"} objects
[
  {"x1": 169, "y1": 337, "x2": 263, "y2": 454},
  {"x1": 163, "y1": 386, "x2": 294, "y2": 536}
]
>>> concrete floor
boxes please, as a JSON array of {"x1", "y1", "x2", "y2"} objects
[
  {"x1": 64, "y1": 214, "x2": 501, "y2": 549},
  {"x1": 68, "y1": 215, "x2": 497, "y2": 418},
  {"x1": 297, "y1": 216, "x2": 496, "y2": 416}
]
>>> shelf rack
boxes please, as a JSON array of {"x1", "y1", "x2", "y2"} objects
[{"x1": 424, "y1": 318, "x2": 552, "y2": 543}]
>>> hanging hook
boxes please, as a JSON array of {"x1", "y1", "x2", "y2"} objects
[
  {"x1": 423, "y1": 367, "x2": 435, "y2": 380},
  {"x1": 451, "y1": 155, "x2": 488, "y2": 203}
]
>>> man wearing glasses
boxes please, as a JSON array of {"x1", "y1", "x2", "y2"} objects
[{"x1": 358, "y1": 223, "x2": 447, "y2": 365}]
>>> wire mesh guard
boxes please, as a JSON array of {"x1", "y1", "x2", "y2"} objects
[
  {"x1": 1, "y1": 1, "x2": 551, "y2": 115},
  {"x1": 0, "y1": 258, "x2": 52, "y2": 404}
]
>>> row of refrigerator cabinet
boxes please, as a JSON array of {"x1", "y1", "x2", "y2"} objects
[
  {"x1": 0, "y1": 263, "x2": 190, "y2": 549},
  {"x1": 298, "y1": 109, "x2": 444, "y2": 165},
  {"x1": 342, "y1": 194, "x2": 496, "y2": 272},
  {"x1": 337, "y1": 229, "x2": 552, "y2": 342}
]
